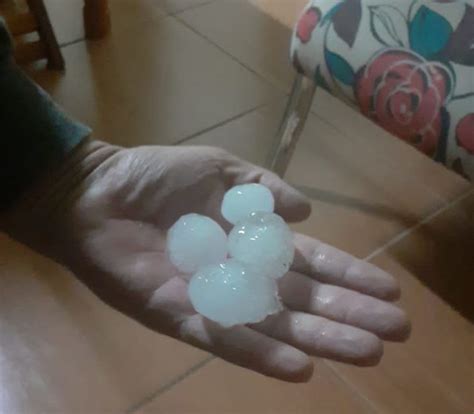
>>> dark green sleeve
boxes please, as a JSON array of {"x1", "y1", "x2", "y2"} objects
[{"x1": 0, "y1": 18, "x2": 91, "y2": 211}]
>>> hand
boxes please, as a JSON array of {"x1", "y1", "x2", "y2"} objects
[{"x1": 2, "y1": 139, "x2": 410, "y2": 383}]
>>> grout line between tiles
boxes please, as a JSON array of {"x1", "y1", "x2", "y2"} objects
[
  {"x1": 306, "y1": 100, "x2": 474, "y2": 212},
  {"x1": 59, "y1": 37, "x2": 85, "y2": 48},
  {"x1": 126, "y1": 356, "x2": 215, "y2": 413},
  {"x1": 56, "y1": 5, "x2": 172, "y2": 52},
  {"x1": 169, "y1": 0, "x2": 217, "y2": 16},
  {"x1": 309, "y1": 105, "x2": 354, "y2": 136},
  {"x1": 172, "y1": 13, "x2": 288, "y2": 94},
  {"x1": 322, "y1": 188, "x2": 474, "y2": 414},
  {"x1": 175, "y1": 102, "x2": 270, "y2": 145},
  {"x1": 364, "y1": 187, "x2": 474, "y2": 261}
]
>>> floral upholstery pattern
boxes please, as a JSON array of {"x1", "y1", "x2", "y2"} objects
[{"x1": 291, "y1": 0, "x2": 474, "y2": 180}]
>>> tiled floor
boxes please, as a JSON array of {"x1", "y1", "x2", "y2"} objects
[{"x1": 1, "y1": 0, "x2": 473, "y2": 412}]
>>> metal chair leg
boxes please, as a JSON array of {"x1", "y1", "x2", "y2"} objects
[{"x1": 267, "y1": 74, "x2": 316, "y2": 177}]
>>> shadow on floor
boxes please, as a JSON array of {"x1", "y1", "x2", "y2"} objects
[
  {"x1": 389, "y1": 194, "x2": 474, "y2": 323},
  {"x1": 298, "y1": 185, "x2": 474, "y2": 323},
  {"x1": 296, "y1": 184, "x2": 421, "y2": 228}
]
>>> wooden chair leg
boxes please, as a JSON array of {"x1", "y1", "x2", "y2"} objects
[
  {"x1": 267, "y1": 74, "x2": 316, "y2": 177},
  {"x1": 25, "y1": 0, "x2": 64, "y2": 70},
  {"x1": 83, "y1": 0, "x2": 111, "y2": 40}
]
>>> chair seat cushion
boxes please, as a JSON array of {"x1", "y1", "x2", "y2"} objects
[{"x1": 291, "y1": 0, "x2": 474, "y2": 179}]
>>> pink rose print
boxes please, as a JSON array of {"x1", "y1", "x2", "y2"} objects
[
  {"x1": 355, "y1": 50, "x2": 450, "y2": 156},
  {"x1": 296, "y1": 7, "x2": 320, "y2": 44},
  {"x1": 456, "y1": 113, "x2": 474, "y2": 154}
]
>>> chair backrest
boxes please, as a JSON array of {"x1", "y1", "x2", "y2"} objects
[{"x1": 291, "y1": 0, "x2": 474, "y2": 180}]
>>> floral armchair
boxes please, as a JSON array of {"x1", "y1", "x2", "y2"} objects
[{"x1": 270, "y1": 0, "x2": 474, "y2": 181}]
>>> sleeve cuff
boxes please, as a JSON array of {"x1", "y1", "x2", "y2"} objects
[{"x1": 0, "y1": 19, "x2": 91, "y2": 210}]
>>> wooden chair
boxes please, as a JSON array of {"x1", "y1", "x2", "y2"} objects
[
  {"x1": 83, "y1": 0, "x2": 110, "y2": 40},
  {"x1": 0, "y1": 0, "x2": 64, "y2": 69},
  {"x1": 0, "y1": 0, "x2": 111, "y2": 69}
]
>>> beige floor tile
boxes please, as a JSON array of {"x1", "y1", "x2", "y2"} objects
[
  {"x1": 178, "y1": 0, "x2": 470, "y2": 216},
  {"x1": 155, "y1": 0, "x2": 214, "y2": 14},
  {"x1": 29, "y1": 40, "x2": 134, "y2": 140},
  {"x1": 136, "y1": 358, "x2": 375, "y2": 414},
  {"x1": 184, "y1": 100, "x2": 471, "y2": 257},
  {"x1": 248, "y1": 0, "x2": 308, "y2": 29},
  {"x1": 182, "y1": 100, "x2": 283, "y2": 166},
  {"x1": 30, "y1": 0, "x2": 169, "y2": 139},
  {"x1": 179, "y1": 0, "x2": 295, "y2": 91},
  {"x1": 108, "y1": 0, "x2": 166, "y2": 33},
  {"x1": 44, "y1": 0, "x2": 165, "y2": 45},
  {"x1": 311, "y1": 89, "x2": 472, "y2": 201},
  {"x1": 330, "y1": 345, "x2": 469, "y2": 414},
  {"x1": 30, "y1": 15, "x2": 281, "y2": 146},
  {"x1": 100, "y1": 16, "x2": 282, "y2": 146},
  {"x1": 329, "y1": 192, "x2": 474, "y2": 413},
  {"x1": 44, "y1": 0, "x2": 85, "y2": 45},
  {"x1": 0, "y1": 234, "x2": 208, "y2": 414},
  {"x1": 286, "y1": 113, "x2": 432, "y2": 256},
  {"x1": 179, "y1": 0, "x2": 472, "y2": 208}
]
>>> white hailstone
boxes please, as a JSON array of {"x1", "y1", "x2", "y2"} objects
[
  {"x1": 228, "y1": 212, "x2": 294, "y2": 279},
  {"x1": 221, "y1": 183, "x2": 275, "y2": 225},
  {"x1": 188, "y1": 259, "x2": 282, "y2": 327},
  {"x1": 167, "y1": 213, "x2": 227, "y2": 274}
]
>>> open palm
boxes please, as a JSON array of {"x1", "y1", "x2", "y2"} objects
[{"x1": 4, "y1": 141, "x2": 410, "y2": 383}]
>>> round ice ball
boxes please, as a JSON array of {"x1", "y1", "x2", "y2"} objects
[
  {"x1": 188, "y1": 259, "x2": 282, "y2": 327},
  {"x1": 221, "y1": 183, "x2": 275, "y2": 225},
  {"x1": 228, "y1": 212, "x2": 294, "y2": 279},
  {"x1": 167, "y1": 213, "x2": 227, "y2": 274}
]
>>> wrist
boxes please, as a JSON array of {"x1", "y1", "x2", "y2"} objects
[
  {"x1": 0, "y1": 138, "x2": 121, "y2": 256},
  {"x1": 0, "y1": 56, "x2": 92, "y2": 210}
]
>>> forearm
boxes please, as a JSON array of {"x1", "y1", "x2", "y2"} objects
[{"x1": 0, "y1": 19, "x2": 91, "y2": 211}]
